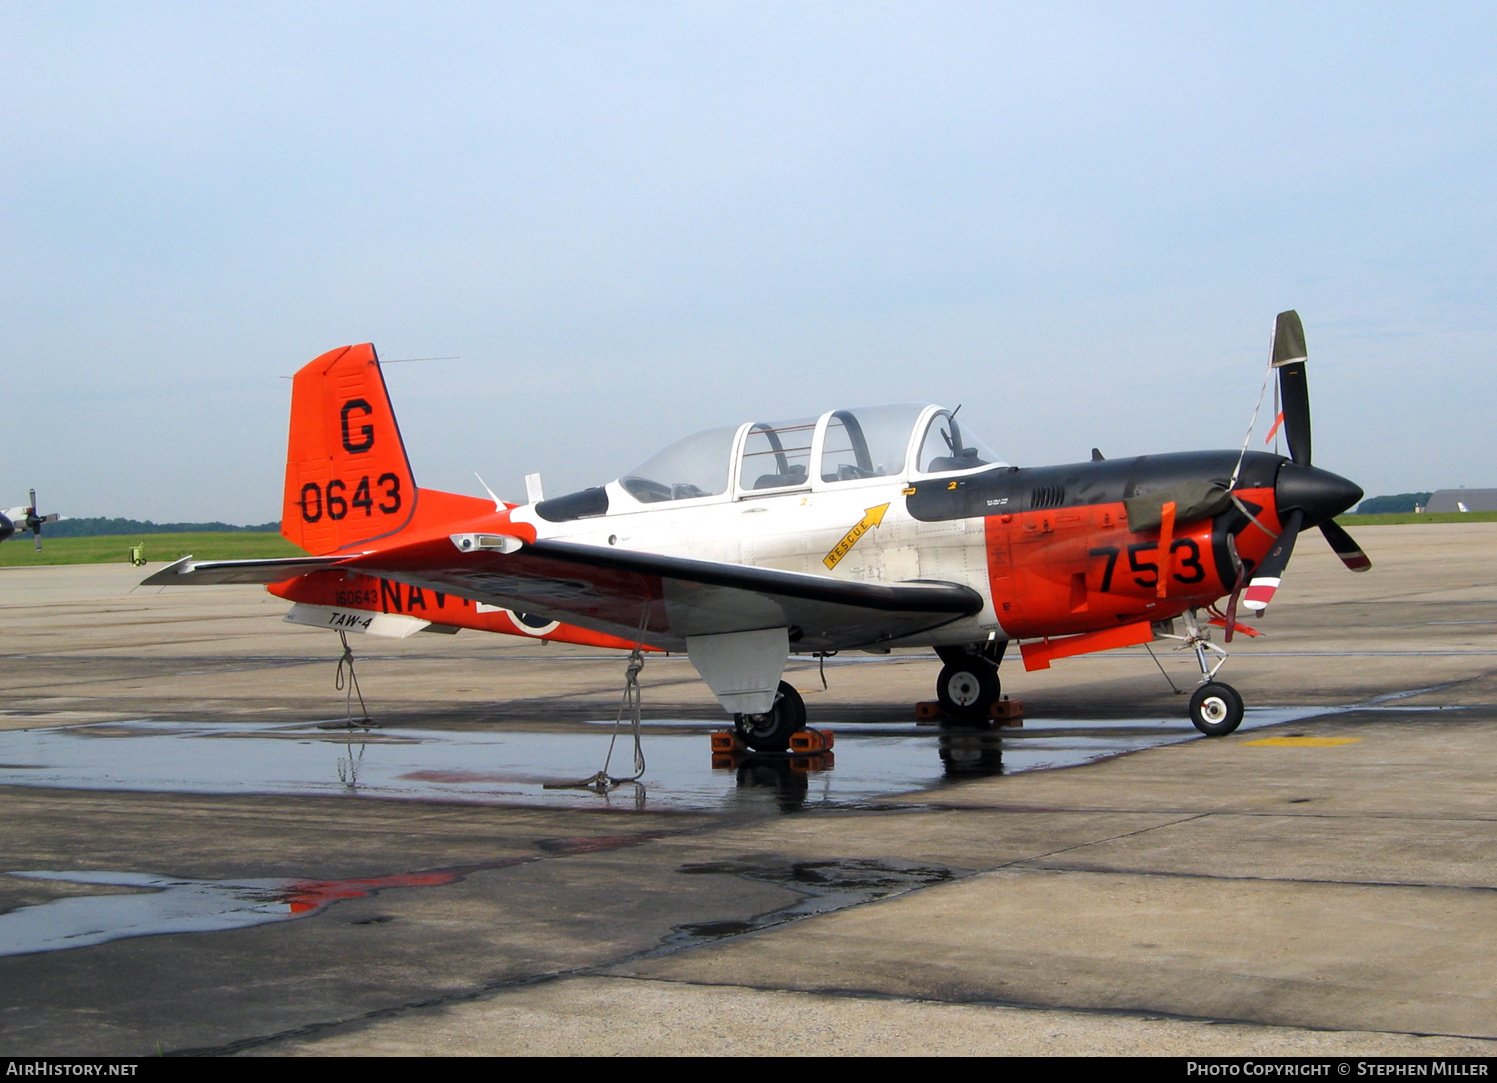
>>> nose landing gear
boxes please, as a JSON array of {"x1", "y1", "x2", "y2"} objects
[{"x1": 1159, "y1": 609, "x2": 1245, "y2": 737}]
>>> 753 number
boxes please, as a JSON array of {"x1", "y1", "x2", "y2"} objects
[
  {"x1": 1088, "y1": 539, "x2": 1207, "y2": 592},
  {"x1": 299, "y1": 473, "x2": 401, "y2": 523}
]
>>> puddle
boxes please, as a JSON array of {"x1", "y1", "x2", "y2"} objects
[
  {"x1": 0, "y1": 868, "x2": 459, "y2": 957},
  {"x1": 661, "y1": 857, "x2": 960, "y2": 951},
  {"x1": 0, "y1": 834, "x2": 654, "y2": 957},
  {"x1": 0, "y1": 707, "x2": 1326, "y2": 813},
  {"x1": 2, "y1": 849, "x2": 959, "y2": 961}
]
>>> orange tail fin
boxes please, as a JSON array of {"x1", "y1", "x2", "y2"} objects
[{"x1": 281, "y1": 344, "x2": 491, "y2": 556}]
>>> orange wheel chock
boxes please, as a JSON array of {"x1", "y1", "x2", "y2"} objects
[
  {"x1": 990, "y1": 698, "x2": 1025, "y2": 722},
  {"x1": 710, "y1": 731, "x2": 745, "y2": 753},
  {"x1": 789, "y1": 728, "x2": 834, "y2": 753}
]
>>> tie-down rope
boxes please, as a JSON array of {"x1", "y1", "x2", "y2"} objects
[
  {"x1": 334, "y1": 630, "x2": 371, "y2": 724},
  {"x1": 546, "y1": 608, "x2": 650, "y2": 794}
]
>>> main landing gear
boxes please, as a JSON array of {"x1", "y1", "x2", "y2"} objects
[
  {"x1": 934, "y1": 642, "x2": 1006, "y2": 721},
  {"x1": 734, "y1": 681, "x2": 807, "y2": 752},
  {"x1": 1161, "y1": 609, "x2": 1245, "y2": 737}
]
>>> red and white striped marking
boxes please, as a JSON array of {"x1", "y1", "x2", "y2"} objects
[{"x1": 1242, "y1": 577, "x2": 1281, "y2": 611}]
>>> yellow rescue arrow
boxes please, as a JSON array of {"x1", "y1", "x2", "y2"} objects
[{"x1": 823, "y1": 503, "x2": 890, "y2": 569}]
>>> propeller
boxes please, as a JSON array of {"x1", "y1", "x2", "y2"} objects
[
  {"x1": 1319, "y1": 518, "x2": 1371, "y2": 572},
  {"x1": 1241, "y1": 312, "x2": 1369, "y2": 613},
  {"x1": 22, "y1": 488, "x2": 59, "y2": 551},
  {"x1": 1242, "y1": 508, "x2": 1302, "y2": 611},
  {"x1": 1271, "y1": 310, "x2": 1312, "y2": 466}
]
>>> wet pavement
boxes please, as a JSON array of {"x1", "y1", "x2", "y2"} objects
[
  {"x1": 0, "y1": 708, "x2": 1328, "y2": 815},
  {"x1": 2, "y1": 529, "x2": 1496, "y2": 1055},
  {"x1": 0, "y1": 868, "x2": 463, "y2": 957}
]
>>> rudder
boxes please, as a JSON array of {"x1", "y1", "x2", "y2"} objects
[{"x1": 282, "y1": 344, "x2": 418, "y2": 555}]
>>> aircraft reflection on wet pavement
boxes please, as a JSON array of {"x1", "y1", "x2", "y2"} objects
[
  {"x1": 0, "y1": 837, "x2": 653, "y2": 958},
  {"x1": 0, "y1": 709, "x2": 1325, "y2": 813},
  {"x1": 0, "y1": 868, "x2": 463, "y2": 957}
]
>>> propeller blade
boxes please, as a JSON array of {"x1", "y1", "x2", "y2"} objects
[
  {"x1": 1320, "y1": 519, "x2": 1371, "y2": 572},
  {"x1": 1242, "y1": 508, "x2": 1304, "y2": 612},
  {"x1": 26, "y1": 487, "x2": 43, "y2": 548},
  {"x1": 1270, "y1": 310, "x2": 1312, "y2": 466},
  {"x1": 25, "y1": 488, "x2": 49, "y2": 549}
]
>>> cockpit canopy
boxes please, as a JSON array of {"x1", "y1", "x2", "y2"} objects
[{"x1": 619, "y1": 404, "x2": 1004, "y2": 505}]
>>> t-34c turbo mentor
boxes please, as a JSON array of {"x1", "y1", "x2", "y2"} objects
[{"x1": 146, "y1": 311, "x2": 1368, "y2": 747}]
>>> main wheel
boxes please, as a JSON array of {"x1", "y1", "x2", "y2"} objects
[
  {"x1": 936, "y1": 658, "x2": 1000, "y2": 721},
  {"x1": 1189, "y1": 681, "x2": 1244, "y2": 736},
  {"x1": 733, "y1": 681, "x2": 807, "y2": 752}
]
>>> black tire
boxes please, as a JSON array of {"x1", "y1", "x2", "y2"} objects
[
  {"x1": 936, "y1": 659, "x2": 1001, "y2": 721},
  {"x1": 733, "y1": 681, "x2": 807, "y2": 752},
  {"x1": 1189, "y1": 681, "x2": 1244, "y2": 737}
]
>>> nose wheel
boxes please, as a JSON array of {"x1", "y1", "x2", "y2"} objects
[
  {"x1": 1158, "y1": 609, "x2": 1245, "y2": 737},
  {"x1": 1188, "y1": 681, "x2": 1243, "y2": 737}
]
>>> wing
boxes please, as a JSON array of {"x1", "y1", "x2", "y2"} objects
[
  {"x1": 338, "y1": 535, "x2": 983, "y2": 652},
  {"x1": 140, "y1": 555, "x2": 350, "y2": 585}
]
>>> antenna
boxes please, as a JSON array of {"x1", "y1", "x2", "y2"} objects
[{"x1": 474, "y1": 473, "x2": 502, "y2": 510}]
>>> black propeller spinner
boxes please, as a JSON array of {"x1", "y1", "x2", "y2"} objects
[{"x1": 1241, "y1": 312, "x2": 1370, "y2": 613}]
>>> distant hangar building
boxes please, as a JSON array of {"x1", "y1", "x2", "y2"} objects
[{"x1": 1424, "y1": 489, "x2": 1497, "y2": 513}]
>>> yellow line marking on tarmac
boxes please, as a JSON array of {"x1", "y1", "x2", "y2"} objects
[{"x1": 1242, "y1": 736, "x2": 1363, "y2": 747}]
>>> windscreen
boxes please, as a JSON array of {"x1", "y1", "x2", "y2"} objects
[
  {"x1": 619, "y1": 425, "x2": 738, "y2": 503},
  {"x1": 916, "y1": 411, "x2": 1004, "y2": 474}
]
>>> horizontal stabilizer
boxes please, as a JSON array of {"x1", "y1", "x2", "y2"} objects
[{"x1": 140, "y1": 555, "x2": 349, "y2": 586}]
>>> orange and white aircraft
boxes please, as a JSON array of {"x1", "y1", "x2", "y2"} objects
[{"x1": 146, "y1": 311, "x2": 1368, "y2": 747}]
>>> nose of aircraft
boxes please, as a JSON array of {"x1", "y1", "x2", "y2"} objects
[{"x1": 1275, "y1": 461, "x2": 1363, "y2": 527}]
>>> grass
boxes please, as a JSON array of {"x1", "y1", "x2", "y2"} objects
[
  {"x1": 1337, "y1": 511, "x2": 1497, "y2": 526},
  {"x1": 0, "y1": 532, "x2": 305, "y2": 567}
]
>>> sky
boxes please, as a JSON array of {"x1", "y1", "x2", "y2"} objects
[{"x1": 2, "y1": 2, "x2": 1493, "y2": 522}]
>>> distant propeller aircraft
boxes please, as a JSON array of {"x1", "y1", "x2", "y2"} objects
[
  {"x1": 0, "y1": 490, "x2": 59, "y2": 550},
  {"x1": 146, "y1": 311, "x2": 1368, "y2": 745}
]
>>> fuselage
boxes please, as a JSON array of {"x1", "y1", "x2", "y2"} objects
[
  {"x1": 505, "y1": 446, "x2": 1330, "y2": 651},
  {"x1": 272, "y1": 400, "x2": 1362, "y2": 654}
]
